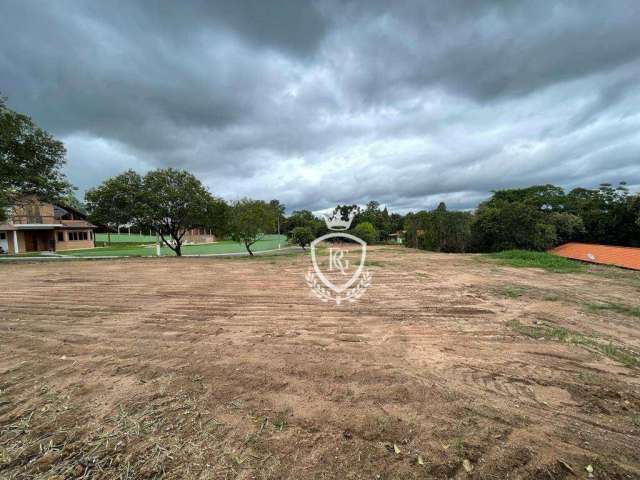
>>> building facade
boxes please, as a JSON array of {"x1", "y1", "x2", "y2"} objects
[{"x1": 0, "y1": 197, "x2": 96, "y2": 254}]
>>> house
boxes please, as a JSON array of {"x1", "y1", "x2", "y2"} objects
[
  {"x1": 551, "y1": 242, "x2": 640, "y2": 271},
  {"x1": 386, "y1": 231, "x2": 404, "y2": 244},
  {"x1": 0, "y1": 197, "x2": 96, "y2": 254}
]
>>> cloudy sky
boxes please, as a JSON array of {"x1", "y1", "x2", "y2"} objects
[{"x1": 2, "y1": 1, "x2": 640, "y2": 212}]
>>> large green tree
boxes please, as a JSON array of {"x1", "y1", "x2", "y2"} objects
[
  {"x1": 229, "y1": 199, "x2": 272, "y2": 256},
  {"x1": 203, "y1": 196, "x2": 231, "y2": 238},
  {"x1": 471, "y1": 201, "x2": 558, "y2": 252},
  {"x1": 0, "y1": 95, "x2": 72, "y2": 220},
  {"x1": 137, "y1": 169, "x2": 213, "y2": 256},
  {"x1": 86, "y1": 168, "x2": 217, "y2": 256},
  {"x1": 85, "y1": 170, "x2": 143, "y2": 244}
]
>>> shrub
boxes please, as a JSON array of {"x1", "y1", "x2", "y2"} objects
[
  {"x1": 352, "y1": 222, "x2": 377, "y2": 244},
  {"x1": 289, "y1": 226, "x2": 314, "y2": 250}
]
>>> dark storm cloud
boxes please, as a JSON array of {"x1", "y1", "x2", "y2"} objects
[{"x1": 1, "y1": 0, "x2": 639, "y2": 212}]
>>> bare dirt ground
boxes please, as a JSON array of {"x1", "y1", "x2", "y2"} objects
[{"x1": 1, "y1": 246, "x2": 639, "y2": 479}]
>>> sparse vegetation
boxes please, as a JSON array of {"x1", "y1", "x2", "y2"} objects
[
  {"x1": 585, "y1": 302, "x2": 640, "y2": 318},
  {"x1": 507, "y1": 320, "x2": 640, "y2": 367},
  {"x1": 486, "y1": 250, "x2": 585, "y2": 272},
  {"x1": 502, "y1": 285, "x2": 527, "y2": 298}
]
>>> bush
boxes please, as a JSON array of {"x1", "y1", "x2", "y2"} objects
[
  {"x1": 352, "y1": 222, "x2": 377, "y2": 244},
  {"x1": 289, "y1": 226, "x2": 314, "y2": 249}
]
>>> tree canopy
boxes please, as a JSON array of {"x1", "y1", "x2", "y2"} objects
[
  {"x1": 229, "y1": 199, "x2": 273, "y2": 255},
  {"x1": 86, "y1": 168, "x2": 218, "y2": 256},
  {"x1": 85, "y1": 170, "x2": 143, "y2": 241},
  {"x1": 0, "y1": 95, "x2": 72, "y2": 220},
  {"x1": 289, "y1": 226, "x2": 314, "y2": 250}
]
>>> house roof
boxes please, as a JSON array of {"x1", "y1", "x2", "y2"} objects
[
  {"x1": 551, "y1": 242, "x2": 640, "y2": 271},
  {"x1": 60, "y1": 219, "x2": 96, "y2": 229},
  {"x1": 54, "y1": 202, "x2": 89, "y2": 219}
]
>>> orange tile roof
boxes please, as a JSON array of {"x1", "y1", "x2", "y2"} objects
[{"x1": 551, "y1": 243, "x2": 640, "y2": 271}]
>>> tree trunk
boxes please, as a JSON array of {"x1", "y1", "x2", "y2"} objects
[
  {"x1": 107, "y1": 231, "x2": 111, "y2": 246},
  {"x1": 245, "y1": 242, "x2": 254, "y2": 256},
  {"x1": 175, "y1": 243, "x2": 182, "y2": 256}
]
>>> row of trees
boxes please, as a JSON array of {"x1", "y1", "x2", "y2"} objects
[
  {"x1": 404, "y1": 184, "x2": 640, "y2": 253},
  {"x1": 85, "y1": 169, "x2": 284, "y2": 256},
  {"x1": 282, "y1": 201, "x2": 404, "y2": 248},
  {"x1": 2, "y1": 94, "x2": 638, "y2": 255}
]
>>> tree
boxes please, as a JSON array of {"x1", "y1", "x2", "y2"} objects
[
  {"x1": 269, "y1": 199, "x2": 286, "y2": 235},
  {"x1": 548, "y1": 212, "x2": 584, "y2": 244},
  {"x1": 229, "y1": 199, "x2": 272, "y2": 256},
  {"x1": 352, "y1": 222, "x2": 377, "y2": 244},
  {"x1": 389, "y1": 213, "x2": 404, "y2": 234},
  {"x1": 356, "y1": 200, "x2": 393, "y2": 238},
  {"x1": 403, "y1": 203, "x2": 472, "y2": 253},
  {"x1": 0, "y1": 95, "x2": 72, "y2": 221},
  {"x1": 333, "y1": 204, "x2": 360, "y2": 222},
  {"x1": 284, "y1": 210, "x2": 323, "y2": 236},
  {"x1": 471, "y1": 201, "x2": 557, "y2": 252},
  {"x1": 203, "y1": 196, "x2": 231, "y2": 238},
  {"x1": 289, "y1": 226, "x2": 314, "y2": 250},
  {"x1": 85, "y1": 170, "x2": 143, "y2": 245},
  {"x1": 61, "y1": 194, "x2": 87, "y2": 215},
  {"x1": 137, "y1": 169, "x2": 213, "y2": 256}
]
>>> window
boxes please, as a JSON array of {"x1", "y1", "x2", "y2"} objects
[
  {"x1": 89, "y1": 231, "x2": 93, "y2": 240},
  {"x1": 0, "y1": 232, "x2": 6, "y2": 240},
  {"x1": 69, "y1": 231, "x2": 88, "y2": 241},
  {"x1": 57, "y1": 232, "x2": 64, "y2": 242}
]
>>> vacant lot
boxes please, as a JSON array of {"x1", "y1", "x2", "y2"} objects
[{"x1": 1, "y1": 247, "x2": 639, "y2": 479}]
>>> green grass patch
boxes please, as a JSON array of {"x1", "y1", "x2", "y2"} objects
[
  {"x1": 486, "y1": 250, "x2": 585, "y2": 273},
  {"x1": 507, "y1": 320, "x2": 639, "y2": 368},
  {"x1": 95, "y1": 233, "x2": 158, "y2": 243},
  {"x1": 95, "y1": 241, "x2": 154, "y2": 247},
  {"x1": 0, "y1": 252, "x2": 47, "y2": 258},
  {"x1": 61, "y1": 235, "x2": 289, "y2": 257},
  {"x1": 585, "y1": 302, "x2": 640, "y2": 318}
]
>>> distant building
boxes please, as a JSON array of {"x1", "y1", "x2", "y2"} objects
[
  {"x1": 386, "y1": 231, "x2": 404, "y2": 244},
  {"x1": 0, "y1": 196, "x2": 96, "y2": 254}
]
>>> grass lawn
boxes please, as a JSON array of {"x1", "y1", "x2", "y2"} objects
[
  {"x1": 61, "y1": 234, "x2": 289, "y2": 257},
  {"x1": 485, "y1": 249, "x2": 585, "y2": 273},
  {"x1": 95, "y1": 233, "x2": 158, "y2": 243}
]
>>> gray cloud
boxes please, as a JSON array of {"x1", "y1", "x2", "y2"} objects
[{"x1": 1, "y1": 0, "x2": 639, "y2": 212}]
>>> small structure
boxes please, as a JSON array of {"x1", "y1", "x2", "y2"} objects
[
  {"x1": 182, "y1": 228, "x2": 216, "y2": 245},
  {"x1": 0, "y1": 196, "x2": 96, "y2": 254},
  {"x1": 551, "y1": 242, "x2": 640, "y2": 271},
  {"x1": 386, "y1": 231, "x2": 404, "y2": 244}
]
